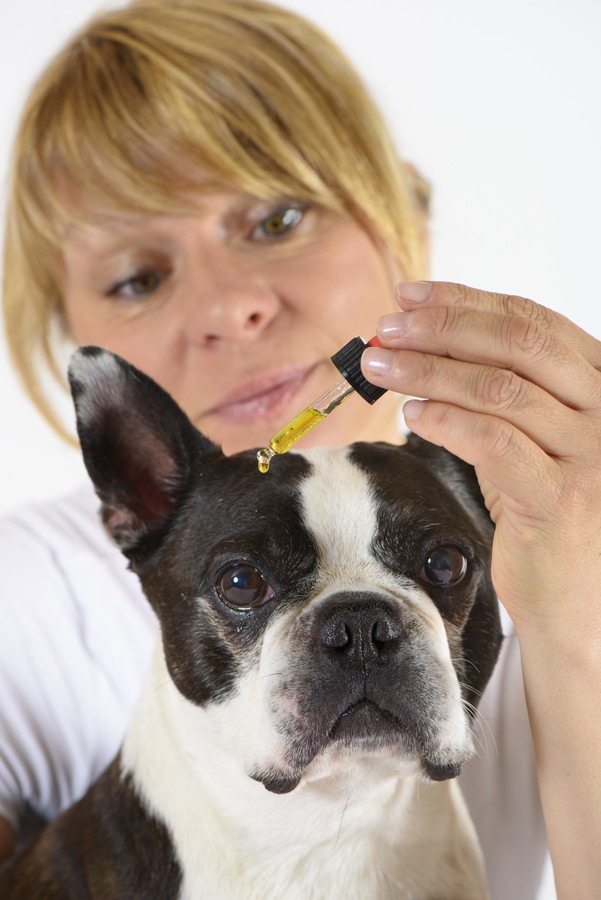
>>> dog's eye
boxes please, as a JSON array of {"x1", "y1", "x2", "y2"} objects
[
  {"x1": 421, "y1": 546, "x2": 467, "y2": 587},
  {"x1": 216, "y1": 564, "x2": 275, "y2": 610}
]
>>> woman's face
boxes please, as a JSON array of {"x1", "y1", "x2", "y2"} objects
[{"x1": 61, "y1": 190, "x2": 404, "y2": 455}]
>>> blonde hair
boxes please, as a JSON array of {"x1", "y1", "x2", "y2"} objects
[{"x1": 3, "y1": 0, "x2": 428, "y2": 441}]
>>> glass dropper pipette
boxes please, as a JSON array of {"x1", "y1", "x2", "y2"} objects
[{"x1": 257, "y1": 336, "x2": 386, "y2": 473}]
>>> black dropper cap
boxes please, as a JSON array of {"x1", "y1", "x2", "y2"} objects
[{"x1": 331, "y1": 336, "x2": 387, "y2": 405}]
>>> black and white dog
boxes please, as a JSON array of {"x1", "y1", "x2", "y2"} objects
[{"x1": 1, "y1": 347, "x2": 502, "y2": 899}]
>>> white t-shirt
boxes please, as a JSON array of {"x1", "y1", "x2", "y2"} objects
[{"x1": 0, "y1": 485, "x2": 556, "y2": 898}]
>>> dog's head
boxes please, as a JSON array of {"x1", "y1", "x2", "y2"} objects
[{"x1": 69, "y1": 347, "x2": 502, "y2": 794}]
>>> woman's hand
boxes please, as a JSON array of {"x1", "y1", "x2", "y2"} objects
[
  {"x1": 362, "y1": 280, "x2": 601, "y2": 898},
  {"x1": 362, "y1": 280, "x2": 601, "y2": 634}
]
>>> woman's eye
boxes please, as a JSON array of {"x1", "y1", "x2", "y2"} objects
[
  {"x1": 250, "y1": 205, "x2": 305, "y2": 240},
  {"x1": 420, "y1": 546, "x2": 468, "y2": 587},
  {"x1": 107, "y1": 269, "x2": 164, "y2": 299},
  {"x1": 216, "y1": 563, "x2": 275, "y2": 610}
]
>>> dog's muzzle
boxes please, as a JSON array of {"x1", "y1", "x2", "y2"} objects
[{"x1": 251, "y1": 591, "x2": 469, "y2": 793}]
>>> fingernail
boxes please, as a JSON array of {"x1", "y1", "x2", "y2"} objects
[
  {"x1": 378, "y1": 312, "x2": 414, "y2": 339},
  {"x1": 362, "y1": 348, "x2": 393, "y2": 375},
  {"x1": 403, "y1": 398, "x2": 424, "y2": 421},
  {"x1": 396, "y1": 281, "x2": 432, "y2": 303}
]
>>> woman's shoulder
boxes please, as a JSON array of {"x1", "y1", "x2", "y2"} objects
[
  {"x1": 0, "y1": 483, "x2": 111, "y2": 554},
  {"x1": 0, "y1": 483, "x2": 155, "y2": 659},
  {"x1": 0, "y1": 483, "x2": 138, "y2": 590},
  {"x1": 0, "y1": 485, "x2": 156, "y2": 828}
]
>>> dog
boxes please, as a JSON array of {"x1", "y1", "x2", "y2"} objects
[{"x1": 1, "y1": 347, "x2": 502, "y2": 899}]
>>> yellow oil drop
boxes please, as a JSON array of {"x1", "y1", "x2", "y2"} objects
[
  {"x1": 257, "y1": 451, "x2": 271, "y2": 474},
  {"x1": 256, "y1": 407, "x2": 327, "y2": 473}
]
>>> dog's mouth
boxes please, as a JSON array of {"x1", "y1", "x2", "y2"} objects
[
  {"x1": 325, "y1": 701, "x2": 463, "y2": 780},
  {"x1": 250, "y1": 693, "x2": 469, "y2": 795},
  {"x1": 328, "y1": 699, "x2": 404, "y2": 745},
  {"x1": 250, "y1": 700, "x2": 425, "y2": 796}
]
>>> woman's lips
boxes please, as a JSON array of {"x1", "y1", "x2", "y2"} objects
[{"x1": 205, "y1": 366, "x2": 317, "y2": 424}]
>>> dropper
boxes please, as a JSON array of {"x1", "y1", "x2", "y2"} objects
[{"x1": 257, "y1": 336, "x2": 386, "y2": 473}]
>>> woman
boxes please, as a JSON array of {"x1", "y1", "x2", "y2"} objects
[{"x1": 2, "y1": 1, "x2": 600, "y2": 897}]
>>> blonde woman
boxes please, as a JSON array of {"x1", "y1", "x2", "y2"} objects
[{"x1": 2, "y1": 2, "x2": 601, "y2": 897}]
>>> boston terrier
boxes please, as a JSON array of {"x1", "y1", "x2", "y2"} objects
[{"x1": 1, "y1": 347, "x2": 502, "y2": 899}]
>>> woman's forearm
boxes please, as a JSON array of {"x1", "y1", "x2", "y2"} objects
[{"x1": 519, "y1": 613, "x2": 601, "y2": 899}]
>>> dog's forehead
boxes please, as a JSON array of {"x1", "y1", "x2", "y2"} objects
[
  {"x1": 184, "y1": 446, "x2": 378, "y2": 567},
  {"x1": 230, "y1": 440, "x2": 462, "y2": 523},
  {"x1": 183, "y1": 440, "x2": 478, "y2": 561},
  {"x1": 294, "y1": 440, "x2": 482, "y2": 548},
  {"x1": 293, "y1": 445, "x2": 378, "y2": 564},
  {"x1": 287, "y1": 442, "x2": 457, "y2": 581},
  {"x1": 192, "y1": 448, "x2": 312, "y2": 516},
  {"x1": 297, "y1": 441, "x2": 451, "y2": 515}
]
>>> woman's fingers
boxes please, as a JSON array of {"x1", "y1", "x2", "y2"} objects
[
  {"x1": 362, "y1": 345, "x2": 589, "y2": 459},
  {"x1": 401, "y1": 398, "x2": 557, "y2": 512},
  {"x1": 361, "y1": 279, "x2": 601, "y2": 534},
  {"x1": 362, "y1": 281, "x2": 601, "y2": 463},
  {"x1": 394, "y1": 281, "x2": 601, "y2": 370},
  {"x1": 370, "y1": 304, "x2": 601, "y2": 413}
]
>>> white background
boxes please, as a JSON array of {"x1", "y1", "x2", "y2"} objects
[{"x1": 1, "y1": 0, "x2": 600, "y2": 515}]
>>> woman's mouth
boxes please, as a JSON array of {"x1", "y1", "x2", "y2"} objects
[{"x1": 205, "y1": 366, "x2": 318, "y2": 424}]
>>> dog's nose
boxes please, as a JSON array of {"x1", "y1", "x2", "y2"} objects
[{"x1": 317, "y1": 595, "x2": 403, "y2": 665}]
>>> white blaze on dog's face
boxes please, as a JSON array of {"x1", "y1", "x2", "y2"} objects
[{"x1": 69, "y1": 347, "x2": 501, "y2": 796}]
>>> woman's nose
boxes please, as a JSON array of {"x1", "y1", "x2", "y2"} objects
[{"x1": 181, "y1": 272, "x2": 280, "y2": 347}]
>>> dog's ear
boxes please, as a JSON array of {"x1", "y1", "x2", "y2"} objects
[{"x1": 68, "y1": 346, "x2": 222, "y2": 556}]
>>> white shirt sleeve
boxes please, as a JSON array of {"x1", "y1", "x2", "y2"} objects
[{"x1": 0, "y1": 487, "x2": 156, "y2": 833}]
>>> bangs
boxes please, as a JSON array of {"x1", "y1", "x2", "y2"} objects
[{"x1": 20, "y1": 3, "x2": 361, "y2": 240}]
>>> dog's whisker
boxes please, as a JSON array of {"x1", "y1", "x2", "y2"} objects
[
  {"x1": 471, "y1": 721, "x2": 495, "y2": 760},
  {"x1": 460, "y1": 697, "x2": 498, "y2": 760},
  {"x1": 335, "y1": 797, "x2": 351, "y2": 848},
  {"x1": 457, "y1": 681, "x2": 484, "y2": 705},
  {"x1": 459, "y1": 657, "x2": 482, "y2": 675},
  {"x1": 142, "y1": 678, "x2": 172, "y2": 699},
  {"x1": 452, "y1": 657, "x2": 485, "y2": 692}
]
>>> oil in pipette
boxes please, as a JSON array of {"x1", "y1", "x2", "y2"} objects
[{"x1": 257, "y1": 407, "x2": 327, "y2": 472}]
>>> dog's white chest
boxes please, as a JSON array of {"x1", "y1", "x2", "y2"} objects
[
  {"x1": 170, "y1": 773, "x2": 488, "y2": 900},
  {"x1": 123, "y1": 655, "x2": 488, "y2": 900}
]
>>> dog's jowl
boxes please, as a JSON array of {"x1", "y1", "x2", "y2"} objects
[{"x1": 1, "y1": 347, "x2": 502, "y2": 900}]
